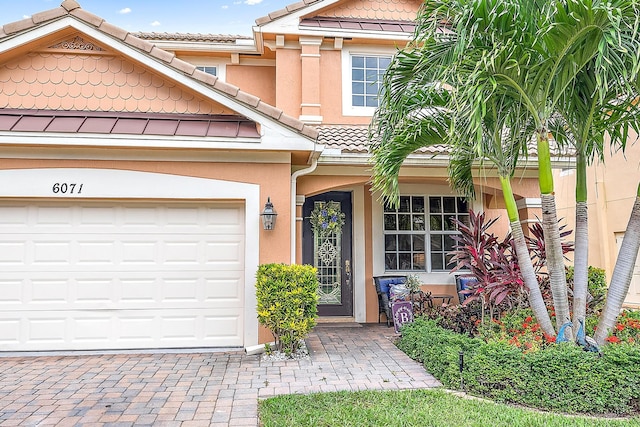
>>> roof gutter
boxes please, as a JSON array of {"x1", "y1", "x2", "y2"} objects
[{"x1": 290, "y1": 151, "x2": 320, "y2": 264}]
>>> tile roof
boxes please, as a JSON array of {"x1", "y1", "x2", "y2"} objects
[
  {"x1": 255, "y1": 0, "x2": 420, "y2": 27},
  {"x1": 0, "y1": 0, "x2": 318, "y2": 141},
  {"x1": 317, "y1": 125, "x2": 450, "y2": 155},
  {"x1": 300, "y1": 17, "x2": 415, "y2": 33},
  {"x1": 0, "y1": 109, "x2": 260, "y2": 138},
  {"x1": 132, "y1": 32, "x2": 252, "y2": 43},
  {"x1": 255, "y1": 0, "x2": 322, "y2": 26},
  {"x1": 318, "y1": 0, "x2": 420, "y2": 21},
  {"x1": 317, "y1": 126, "x2": 570, "y2": 158}
]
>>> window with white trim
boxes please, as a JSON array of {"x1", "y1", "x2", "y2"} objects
[
  {"x1": 351, "y1": 55, "x2": 391, "y2": 108},
  {"x1": 383, "y1": 195, "x2": 469, "y2": 272},
  {"x1": 342, "y1": 48, "x2": 393, "y2": 116},
  {"x1": 196, "y1": 66, "x2": 217, "y2": 76}
]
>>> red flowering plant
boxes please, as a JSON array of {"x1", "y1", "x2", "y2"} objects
[
  {"x1": 477, "y1": 309, "x2": 556, "y2": 352},
  {"x1": 603, "y1": 310, "x2": 640, "y2": 345}
]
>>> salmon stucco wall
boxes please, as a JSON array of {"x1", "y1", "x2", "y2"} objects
[
  {"x1": 0, "y1": 158, "x2": 292, "y2": 265},
  {"x1": 275, "y1": 48, "x2": 302, "y2": 118},
  {"x1": 555, "y1": 129, "x2": 640, "y2": 278},
  {"x1": 226, "y1": 65, "x2": 276, "y2": 107}
]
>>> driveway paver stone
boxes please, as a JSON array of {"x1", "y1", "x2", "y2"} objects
[{"x1": 0, "y1": 324, "x2": 440, "y2": 426}]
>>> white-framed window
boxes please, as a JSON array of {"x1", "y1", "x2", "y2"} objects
[
  {"x1": 196, "y1": 66, "x2": 217, "y2": 76},
  {"x1": 341, "y1": 47, "x2": 394, "y2": 116},
  {"x1": 180, "y1": 56, "x2": 227, "y2": 81},
  {"x1": 383, "y1": 195, "x2": 469, "y2": 272}
]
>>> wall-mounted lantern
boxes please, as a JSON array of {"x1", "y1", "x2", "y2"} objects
[{"x1": 260, "y1": 197, "x2": 277, "y2": 230}]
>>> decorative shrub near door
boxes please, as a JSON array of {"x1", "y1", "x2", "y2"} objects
[{"x1": 256, "y1": 263, "x2": 319, "y2": 356}]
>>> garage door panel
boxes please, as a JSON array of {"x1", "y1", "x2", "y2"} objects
[
  {"x1": 0, "y1": 242, "x2": 26, "y2": 265},
  {"x1": 0, "y1": 309, "x2": 244, "y2": 350},
  {"x1": 0, "y1": 202, "x2": 246, "y2": 351},
  {"x1": 0, "y1": 274, "x2": 243, "y2": 311}
]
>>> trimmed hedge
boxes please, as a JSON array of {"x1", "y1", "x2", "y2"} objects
[
  {"x1": 256, "y1": 263, "x2": 318, "y2": 355},
  {"x1": 397, "y1": 318, "x2": 640, "y2": 415}
]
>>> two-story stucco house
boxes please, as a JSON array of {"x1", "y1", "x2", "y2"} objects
[{"x1": 0, "y1": 0, "x2": 548, "y2": 352}]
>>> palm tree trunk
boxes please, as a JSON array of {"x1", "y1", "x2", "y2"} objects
[
  {"x1": 572, "y1": 151, "x2": 589, "y2": 329},
  {"x1": 538, "y1": 132, "x2": 571, "y2": 338},
  {"x1": 500, "y1": 176, "x2": 555, "y2": 337},
  {"x1": 594, "y1": 186, "x2": 640, "y2": 346},
  {"x1": 541, "y1": 194, "x2": 572, "y2": 337}
]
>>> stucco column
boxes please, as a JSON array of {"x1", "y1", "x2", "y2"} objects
[{"x1": 299, "y1": 36, "x2": 323, "y2": 124}]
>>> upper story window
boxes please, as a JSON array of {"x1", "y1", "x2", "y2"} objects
[
  {"x1": 196, "y1": 66, "x2": 217, "y2": 76},
  {"x1": 342, "y1": 48, "x2": 394, "y2": 116},
  {"x1": 383, "y1": 195, "x2": 469, "y2": 272},
  {"x1": 351, "y1": 55, "x2": 391, "y2": 108}
]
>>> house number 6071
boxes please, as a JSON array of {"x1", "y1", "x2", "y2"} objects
[{"x1": 52, "y1": 183, "x2": 83, "y2": 194}]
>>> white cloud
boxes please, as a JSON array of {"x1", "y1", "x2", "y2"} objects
[
  {"x1": 150, "y1": 21, "x2": 161, "y2": 27},
  {"x1": 233, "y1": 1, "x2": 242, "y2": 4},
  {"x1": 118, "y1": 7, "x2": 132, "y2": 14},
  {"x1": 244, "y1": 0, "x2": 263, "y2": 4},
  {"x1": 23, "y1": 15, "x2": 31, "y2": 19},
  {"x1": 222, "y1": 5, "x2": 229, "y2": 9}
]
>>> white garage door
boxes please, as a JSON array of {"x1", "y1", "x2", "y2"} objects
[{"x1": 0, "y1": 201, "x2": 245, "y2": 351}]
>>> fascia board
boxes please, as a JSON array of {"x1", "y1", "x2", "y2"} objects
[
  {"x1": 0, "y1": 17, "x2": 316, "y2": 150},
  {"x1": 268, "y1": 26, "x2": 414, "y2": 42},
  {"x1": 149, "y1": 40, "x2": 260, "y2": 54},
  {"x1": 0, "y1": 131, "x2": 313, "y2": 151},
  {"x1": 256, "y1": 0, "x2": 342, "y2": 34},
  {"x1": 0, "y1": 145, "x2": 292, "y2": 163}
]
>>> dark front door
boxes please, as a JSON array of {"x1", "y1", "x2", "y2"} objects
[{"x1": 302, "y1": 191, "x2": 353, "y2": 316}]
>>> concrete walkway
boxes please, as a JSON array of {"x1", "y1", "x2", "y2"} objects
[{"x1": 0, "y1": 324, "x2": 440, "y2": 426}]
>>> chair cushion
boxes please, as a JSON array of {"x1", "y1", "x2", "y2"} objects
[
  {"x1": 458, "y1": 276, "x2": 478, "y2": 290},
  {"x1": 377, "y1": 277, "x2": 406, "y2": 293}
]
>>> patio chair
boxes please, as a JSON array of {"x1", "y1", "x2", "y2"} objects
[
  {"x1": 373, "y1": 276, "x2": 407, "y2": 327},
  {"x1": 455, "y1": 274, "x2": 478, "y2": 304}
]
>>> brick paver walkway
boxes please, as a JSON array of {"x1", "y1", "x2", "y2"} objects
[{"x1": 0, "y1": 324, "x2": 440, "y2": 426}]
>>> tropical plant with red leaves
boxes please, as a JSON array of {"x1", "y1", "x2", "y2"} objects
[
  {"x1": 449, "y1": 210, "x2": 571, "y2": 311},
  {"x1": 526, "y1": 221, "x2": 574, "y2": 274}
]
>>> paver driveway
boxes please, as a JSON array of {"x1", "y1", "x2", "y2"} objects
[{"x1": 0, "y1": 324, "x2": 440, "y2": 426}]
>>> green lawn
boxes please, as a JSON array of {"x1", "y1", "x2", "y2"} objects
[{"x1": 259, "y1": 389, "x2": 640, "y2": 427}]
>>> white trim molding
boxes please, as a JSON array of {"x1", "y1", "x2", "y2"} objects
[{"x1": 0, "y1": 168, "x2": 260, "y2": 349}]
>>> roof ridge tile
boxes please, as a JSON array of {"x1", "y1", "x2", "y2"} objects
[
  {"x1": 98, "y1": 21, "x2": 129, "y2": 41},
  {"x1": 31, "y1": 8, "x2": 67, "y2": 25},
  {"x1": 61, "y1": 0, "x2": 81, "y2": 12},
  {"x1": 69, "y1": 9, "x2": 105, "y2": 28},
  {"x1": 3, "y1": 18, "x2": 36, "y2": 35},
  {"x1": 255, "y1": 0, "x2": 323, "y2": 26},
  {"x1": 124, "y1": 33, "x2": 154, "y2": 53}
]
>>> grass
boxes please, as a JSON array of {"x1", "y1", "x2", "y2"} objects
[{"x1": 259, "y1": 389, "x2": 640, "y2": 427}]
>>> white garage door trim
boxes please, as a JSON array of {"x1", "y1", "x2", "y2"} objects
[{"x1": 0, "y1": 168, "x2": 260, "y2": 350}]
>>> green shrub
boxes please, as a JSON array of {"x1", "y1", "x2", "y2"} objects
[
  {"x1": 397, "y1": 319, "x2": 640, "y2": 415},
  {"x1": 256, "y1": 263, "x2": 319, "y2": 356},
  {"x1": 566, "y1": 266, "x2": 607, "y2": 314}
]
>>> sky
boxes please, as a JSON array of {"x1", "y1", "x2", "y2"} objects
[{"x1": 3, "y1": 0, "x2": 296, "y2": 36}]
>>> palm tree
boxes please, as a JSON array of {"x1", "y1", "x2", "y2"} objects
[
  {"x1": 555, "y1": 62, "x2": 640, "y2": 334},
  {"x1": 371, "y1": 0, "x2": 640, "y2": 343},
  {"x1": 371, "y1": 0, "x2": 556, "y2": 337},
  {"x1": 594, "y1": 185, "x2": 640, "y2": 345}
]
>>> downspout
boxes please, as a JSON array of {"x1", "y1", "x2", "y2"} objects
[{"x1": 291, "y1": 154, "x2": 319, "y2": 264}]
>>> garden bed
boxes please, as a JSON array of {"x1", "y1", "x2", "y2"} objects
[{"x1": 397, "y1": 317, "x2": 640, "y2": 416}]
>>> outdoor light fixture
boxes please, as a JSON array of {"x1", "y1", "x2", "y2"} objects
[{"x1": 261, "y1": 197, "x2": 277, "y2": 230}]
